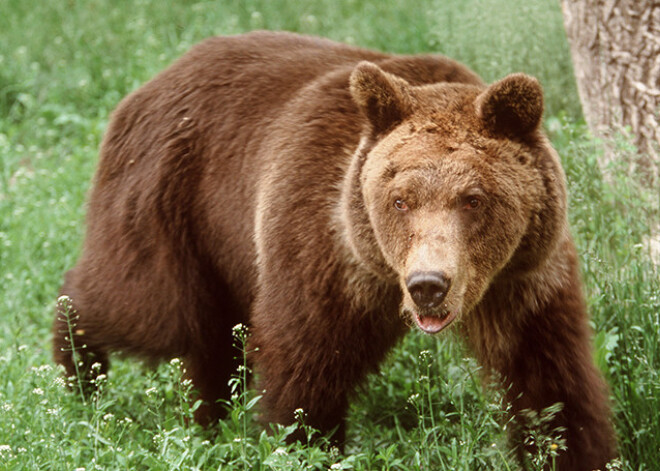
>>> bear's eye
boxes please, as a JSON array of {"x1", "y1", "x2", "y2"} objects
[
  {"x1": 463, "y1": 196, "x2": 481, "y2": 210},
  {"x1": 394, "y1": 199, "x2": 409, "y2": 212}
]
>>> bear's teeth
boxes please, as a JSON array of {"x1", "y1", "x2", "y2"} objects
[{"x1": 413, "y1": 311, "x2": 456, "y2": 334}]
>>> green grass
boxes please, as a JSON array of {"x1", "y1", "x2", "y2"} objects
[{"x1": 1, "y1": 0, "x2": 657, "y2": 469}]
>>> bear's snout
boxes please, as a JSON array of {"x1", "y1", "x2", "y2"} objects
[{"x1": 406, "y1": 271, "x2": 451, "y2": 309}]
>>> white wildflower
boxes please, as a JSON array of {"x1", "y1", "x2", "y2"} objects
[{"x1": 232, "y1": 323, "x2": 249, "y2": 339}]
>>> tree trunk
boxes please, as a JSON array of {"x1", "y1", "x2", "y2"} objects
[{"x1": 561, "y1": 0, "x2": 659, "y2": 178}]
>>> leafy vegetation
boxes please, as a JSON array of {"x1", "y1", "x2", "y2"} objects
[{"x1": 1, "y1": 0, "x2": 657, "y2": 469}]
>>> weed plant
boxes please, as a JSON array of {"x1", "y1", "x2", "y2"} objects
[{"x1": 1, "y1": 0, "x2": 657, "y2": 469}]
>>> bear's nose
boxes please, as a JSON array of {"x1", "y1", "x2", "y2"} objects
[{"x1": 406, "y1": 271, "x2": 451, "y2": 309}]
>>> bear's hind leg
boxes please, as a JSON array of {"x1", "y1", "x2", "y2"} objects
[
  {"x1": 181, "y1": 284, "x2": 249, "y2": 426},
  {"x1": 183, "y1": 331, "x2": 243, "y2": 426}
]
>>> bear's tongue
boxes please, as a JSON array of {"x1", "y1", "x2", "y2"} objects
[{"x1": 414, "y1": 311, "x2": 456, "y2": 334}]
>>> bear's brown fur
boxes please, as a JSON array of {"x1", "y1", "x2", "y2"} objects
[{"x1": 53, "y1": 31, "x2": 616, "y2": 469}]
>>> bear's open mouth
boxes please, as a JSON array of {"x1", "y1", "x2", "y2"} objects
[{"x1": 413, "y1": 309, "x2": 456, "y2": 334}]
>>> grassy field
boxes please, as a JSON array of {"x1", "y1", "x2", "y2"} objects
[{"x1": 1, "y1": 0, "x2": 658, "y2": 469}]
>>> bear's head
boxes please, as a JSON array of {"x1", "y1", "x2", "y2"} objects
[{"x1": 345, "y1": 61, "x2": 566, "y2": 333}]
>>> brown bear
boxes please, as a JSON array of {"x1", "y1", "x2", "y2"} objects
[{"x1": 53, "y1": 31, "x2": 616, "y2": 469}]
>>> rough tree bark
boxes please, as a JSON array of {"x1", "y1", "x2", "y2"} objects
[{"x1": 561, "y1": 0, "x2": 659, "y2": 177}]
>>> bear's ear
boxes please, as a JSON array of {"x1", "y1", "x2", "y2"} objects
[
  {"x1": 350, "y1": 61, "x2": 413, "y2": 135},
  {"x1": 476, "y1": 73, "x2": 544, "y2": 137}
]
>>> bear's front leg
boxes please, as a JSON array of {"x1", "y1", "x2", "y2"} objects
[
  {"x1": 250, "y1": 285, "x2": 406, "y2": 447},
  {"x1": 493, "y1": 282, "x2": 617, "y2": 470}
]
